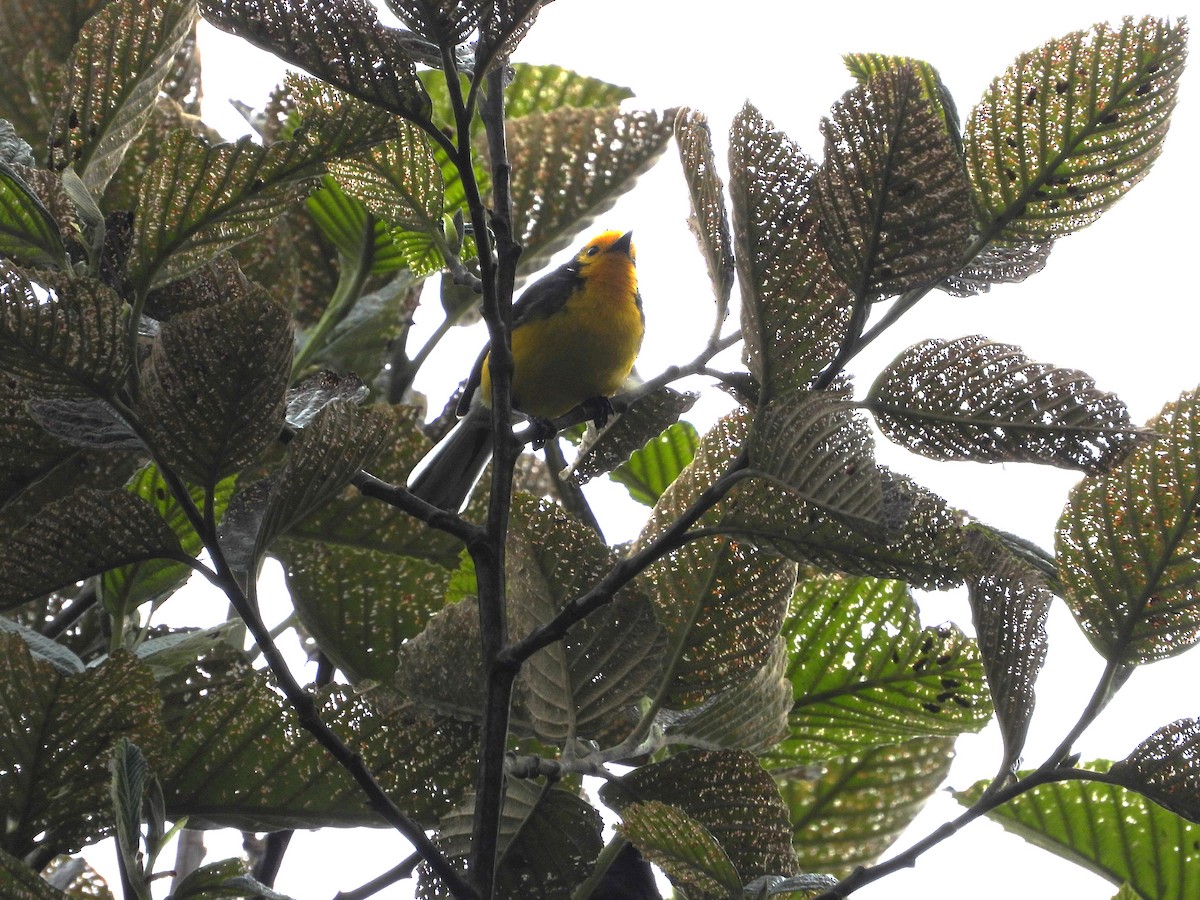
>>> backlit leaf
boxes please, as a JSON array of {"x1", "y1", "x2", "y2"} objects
[
  {"x1": 0, "y1": 161, "x2": 69, "y2": 267},
  {"x1": 675, "y1": 108, "x2": 733, "y2": 324},
  {"x1": 386, "y1": 0, "x2": 480, "y2": 48},
  {"x1": 327, "y1": 121, "x2": 442, "y2": 233},
  {"x1": 1056, "y1": 388, "x2": 1200, "y2": 664},
  {"x1": 304, "y1": 176, "x2": 409, "y2": 275},
  {"x1": 476, "y1": 0, "x2": 551, "y2": 72},
  {"x1": 610, "y1": 420, "x2": 700, "y2": 507},
  {"x1": 964, "y1": 17, "x2": 1186, "y2": 242},
  {"x1": 939, "y1": 239, "x2": 1053, "y2": 297},
  {"x1": 1110, "y1": 719, "x2": 1200, "y2": 823},
  {"x1": 198, "y1": 0, "x2": 431, "y2": 121},
  {"x1": 616, "y1": 800, "x2": 742, "y2": 900},
  {"x1": 843, "y1": 53, "x2": 960, "y2": 141},
  {"x1": 868, "y1": 336, "x2": 1142, "y2": 472},
  {"x1": 729, "y1": 103, "x2": 852, "y2": 402},
  {"x1": 814, "y1": 64, "x2": 973, "y2": 302},
  {"x1": 0, "y1": 489, "x2": 183, "y2": 610},
  {"x1": 50, "y1": 0, "x2": 197, "y2": 196}
]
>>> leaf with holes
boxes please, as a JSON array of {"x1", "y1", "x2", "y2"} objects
[
  {"x1": 418, "y1": 779, "x2": 602, "y2": 900},
  {"x1": 843, "y1": 53, "x2": 960, "y2": 143},
  {"x1": 0, "y1": 489, "x2": 185, "y2": 610},
  {"x1": 0, "y1": 162, "x2": 68, "y2": 267},
  {"x1": 394, "y1": 596, "x2": 483, "y2": 722},
  {"x1": 476, "y1": 0, "x2": 550, "y2": 72},
  {"x1": 768, "y1": 575, "x2": 989, "y2": 763},
  {"x1": 869, "y1": 336, "x2": 1142, "y2": 472},
  {"x1": 964, "y1": 17, "x2": 1186, "y2": 242},
  {"x1": 1110, "y1": 719, "x2": 1200, "y2": 823},
  {"x1": 815, "y1": 64, "x2": 973, "y2": 302},
  {"x1": 940, "y1": 239, "x2": 1053, "y2": 297},
  {"x1": 965, "y1": 534, "x2": 1052, "y2": 776},
  {"x1": 1056, "y1": 388, "x2": 1200, "y2": 664},
  {"x1": 0, "y1": 637, "x2": 164, "y2": 858},
  {"x1": 601, "y1": 750, "x2": 798, "y2": 888},
  {"x1": 0, "y1": 265, "x2": 130, "y2": 398},
  {"x1": 507, "y1": 495, "x2": 664, "y2": 744},
  {"x1": 503, "y1": 106, "x2": 673, "y2": 277},
  {"x1": 617, "y1": 800, "x2": 742, "y2": 900},
  {"x1": 729, "y1": 103, "x2": 852, "y2": 402},
  {"x1": 780, "y1": 736, "x2": 955, "y2": 877},
  {"x1": 327, "y1": 121, "x2": 442, "y2": 234},
  {"x1": 676, "y1": 108, "x2": 733, "y2": 324},
  {"x1": 611, "y1": 420, "x2": 700, "y2": 507},
  {"x1": 957, "y1": 763, "x2": 1200, "y2": 899},
  {"x1": 636, "y1": 413, "x2": 795, "y2": 709},
  {"x1": 0, "y1": 378, "x2": 77, "y2": 509},
  {"x1": 198, "y1": 0, "x2": 430, "y2": 121},
  {"x1": 50, "y1": 0, "x2": 196, "y2": 196},
  {"x1": 139, "y1": 284, "x2": 292, "y2": 485},
  {"x1": 387, "y1": 0, "x2": 480, "y2": 49}
]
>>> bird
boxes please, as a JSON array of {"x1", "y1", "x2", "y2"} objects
[{"x1": 407, "y1": 230, "x2": 643, "y2": 511}]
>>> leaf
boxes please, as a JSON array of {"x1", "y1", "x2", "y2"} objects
[
  {"x1": 868, "y1": 336, "x2": 1143, "y2": 472},
  {"x1": 728, "y1": 103, "x2": 853, "y2": 402},
  {"x1": 198, "y1": 0, "x2": 431, "y2": 121},
  {"x1": 0, "y1": 161, "x2": 68, "y2": 267},
  {"x1": 0, "y1": 265, "x2": 131, "y2": 398},
  {"x1": 843, "y1": 53, "x2": 960, "y2": 141},
  {"x1": 939, "y1": 239, "x2": 1053, "y2": 297},
  {"x1": 770, "y1": 575, "x2": 990, "y2": 763},
  {"x1": 507, "y1": 495, "x2": 664, "y2": 744},
  {"x1": 1056, "y1": 388, "x2": 1200, "y2": 664},
  {"x1": 781, "y1": 736, "x2": 955, "y2": 876},
  {"x1": 26, "y1": 397, "x2": 143, "y2": 450},
  {"x1": 663, "y1": 636, "x2": 791, "y2": 753},
  {"x1": 419, "y1": 780, "x2": 602, "y2": 900},
  {"x1": 0, "y1": 489, "x2": 184, "y2": 611},
  {"x1": 50, "y1": 0, "x2": 197, "y2": 196},
  {"x1": 129, "y1": 76, "x2": 398, "y2": 289},
  {"x1": 138, "y1": 284, "x2": 292, "y2": 485},
  {"x1": 394, "y1": 596, "x2": 483, "y2": 722},
  {"x1": 0, "y1": 377, "x2": 78, "y2": 506},
  {"x1": 814, "y1": 64, "x2": 973, "y2": 302},
  {"x1": 567, "y1": 385, "x2": 698, "y2": 487},
  {"x1": 285, "y1": 370, "x2": 369, "y2": 428},
  {"x1": 386, "y1": 0, "x2": 481, "y2": 49},
  {"x1": 1110, "y1": 719, "x2": 1200, "y2": 823},
  {"x1": 0, "y1": 616, "x2": 85, "y2": 675},
  {"x1": 108, "y1": 739, "x2": 148, "y2": 880},
  {"x1": 326, "y1": 121, "x2": 442, "y2": 233},
  {"x1": 636, "y1": 413, "x2": 796, "y2": 709},
  {"x1": 964, "y1": 17, "x2": 1187, "y2": 242},
  {"x1": 1, "y1": 846, "x2": 69, "y2": 899},
  {"x1": 170, "y1": 860, "x2": 295, "y2": 900},
  {"x1": 503, "y1": 106, "x2": 673, "y2": 275},
  {"x1": 610, "y1": 420, "x2": 700, "y2": 507},
  {"x1": 162, "y1": 678, "x2": 477, "y2": 830},
  {"x1": 965, "y1": 535, "x2": 1052, "y2": 776},
  {"x1": 675, "y1": 108, "x2": 733, "y2": 324},
  {"x1": 600, "y1": 750, "x2": 798, "y2": 886},
  {"x1": 279, "y1": 539, "x2": 451, "y2": 684},
  {"x1": 100, "y1": 464, "x2": 237, "y2": 616},
  {"x1": 0, "y1": 637, "x2": 164, "y2": 858},
  {"x1": 503, "y1": 63, "x2": 632, "y2": 119},
  {"x1": 616, "y1": 800, "x2": 743, "y2": 900},
  {"x1": 957, "y1": 763, "x2": 1200, "y2": 899},
  {"x1": 304, "y1": 177, "x2": 409, "y2": 275},
  {"x1": 476, "y1": 0, "x2": 551, "y2": 72}
]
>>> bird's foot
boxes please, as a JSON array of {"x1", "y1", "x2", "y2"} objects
[
  {"x1": 528, "y1": 416, "x2": 558, "y2": 450},
  {"x1": 580, "y1": 395, "x2": 616, "y2": 429}
]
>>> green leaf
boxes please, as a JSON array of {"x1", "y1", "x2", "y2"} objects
[
  {"x1": 507, "y1": 495, "x2": 664, "y2": 744},
  {"x1": 0, "y1": 616, "x2": 85, "y2": 675},
  {"x1": 138, "y1": 283, "x2": 292, "y2": 485},
  {"x1": 100, "y1": 464, "x2": 237, "y2": 616},
  {"x1": 636, "y1": 412, "x2": 796, "y2": 709},
  {"x1": 108, "y1": 739, "x2": 148, "y2": 888},
  {"x1": 675, "y1": 108, "x2": 734, "y2": 324},
  {"x1": 1056, "y1": 388, "x2": 1200, "y2": 664},
  {"x1": 770, "y1": 575, "x2": 989, "y2": 763},
  {"x1": 199, "y1": 0, "x2": 431, "y2": 121},
  {"x1": 504, "y1": 106, "x2": 673, "y2": 277},
  {"x1": 50, "y1": 0, "x2": 197, "y2": 196},
  {"x1": 964, "y1": 17, "x2": 1187, "y2": 242},
  {"x1": 601, "y1": 750, "x2": 798, "y2": 887},
  {"x1": 503, "y1": 63, "x2": 632, "y2": 119},
  {"x1": 728, "y1": 103, "x2": 853, "y2": 402},
  {"x1": 1109, "y1": 718, "x2": 1200, "y2": 823},
  {"x1": 162, "y1": 678, "x2": 476, "y2": 830},
  {"x1": 170, "y1": 860, "x2": 295, "y2": 900},
  {"x1": 868, "y1": 336, "x2": 1143, "y2": 472},
  {"x1": 0, "y1": 638, "x2": 164, "y2": 858},
  {"x1": 957, "y1": 763, "x2": 1200, "y2": 899},
  {"x1": 0, "y1": 265, "x2": 131, "y2": 398},
  {"x1": 781, "y1": 736, "x2": 955, "y2": 876},
  {"x1": 0, "y1": 489, "x2": 184, "y2": 611},
  {"x1": 814, "y1": 64, "x2": 973, "y2": 302},
  {"x1": 0, "y1": 161, "x2": 68, "y2": 267},
  {"x1": 327, "y1": 121, "x2": 443, "y2": 234},
  {"x1": 305, "y1": 177, "x2": 409, "y2": 275},
  {"x1": 616, "y1": 800, "x2": 743, "y2": 899},
  {"x1": 843, "y1": 53, "x2": 960, "y2": 141},
  {"x1": 568, "y1": 386, "x2": 698, "y2": 488},
  {"x1": 611, "y1": 420, "x2": 700, "y2": 507}
]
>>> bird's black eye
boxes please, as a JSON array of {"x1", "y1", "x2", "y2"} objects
[{"x1": 585, "y1": 245, "x2": 600, "y2": 256}]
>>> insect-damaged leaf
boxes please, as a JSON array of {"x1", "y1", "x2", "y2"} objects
[{"x1": 675, "y1": 108, "x2": 733, "y2": 325}]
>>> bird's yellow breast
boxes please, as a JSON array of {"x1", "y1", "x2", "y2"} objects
[{"x1": 481, "y1": 256, "x2": 643, "y2": 419}]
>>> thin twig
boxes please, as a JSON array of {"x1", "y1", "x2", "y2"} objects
[
  {"x1": 40, "y1": 582, "x2": 99, "y2": 638},
  {"x1": 332, "y1": 852, "x2": 424, "y2": 900}
]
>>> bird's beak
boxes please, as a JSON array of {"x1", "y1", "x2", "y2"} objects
[{"x1": 609, "y1": 231, "x2": 634, "y2": 256}]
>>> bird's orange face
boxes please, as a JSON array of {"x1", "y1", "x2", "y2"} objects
[{"x1": 573, "y1": 230, "x2": 637, "y2": 298}]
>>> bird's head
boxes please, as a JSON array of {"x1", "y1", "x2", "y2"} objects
[{"x1": 574, "y1": 230, "x2": 636, "y2": 273}]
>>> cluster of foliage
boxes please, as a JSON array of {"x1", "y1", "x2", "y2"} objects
[{"x1": 0, "y1": 1, "x2": 1193, "y2": 898}]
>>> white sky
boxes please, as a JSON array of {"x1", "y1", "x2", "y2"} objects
[{"x1": 85, "y1": 2, "x2": 1200, "y2": 898}]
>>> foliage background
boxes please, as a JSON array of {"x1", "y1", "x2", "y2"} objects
[{"x1": 62, "y1": 0, "x2": 1198, "y2": 897}]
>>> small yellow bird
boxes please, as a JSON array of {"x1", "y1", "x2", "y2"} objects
[{"x1": 408, "y1": 230, "x2": 643, "y2": 510}]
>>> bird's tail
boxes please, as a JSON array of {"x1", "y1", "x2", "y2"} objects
[{"x1": 407, "y1": 406, "x2": 494, "y2": 512}]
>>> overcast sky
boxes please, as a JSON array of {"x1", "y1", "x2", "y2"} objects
[{"x1": 136, "y1": 3, "x2": 1200, "y2": 897}]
